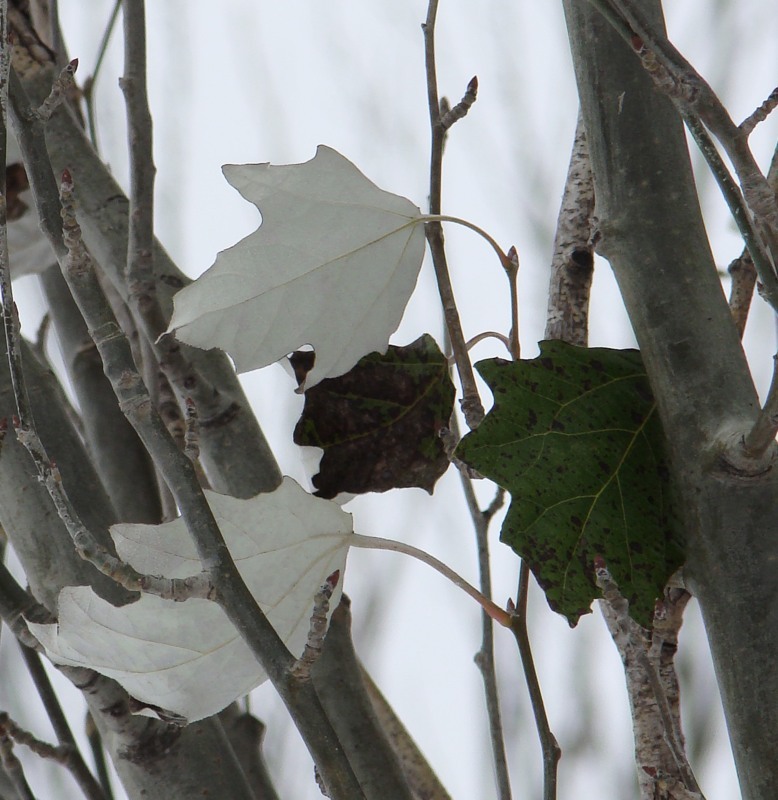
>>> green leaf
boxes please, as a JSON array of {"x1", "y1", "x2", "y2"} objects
[
  {"x1": 292, "y1": 334, "x2": 455, "y2": 498},
  {"x1": 456, "y1": 340, "x2": 683, "y2": 626}
]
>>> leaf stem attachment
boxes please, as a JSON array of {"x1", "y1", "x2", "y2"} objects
[{"x1": 351, "y1": 533, "x2": 512, "y2": 627}]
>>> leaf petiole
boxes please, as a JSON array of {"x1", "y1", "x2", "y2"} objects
[
  {"x1": 419, "y1": 213, "x2": 512, "y2": 272},
  {"x1": 351, "y1": 533, "x2": 512, "y2": 627}
]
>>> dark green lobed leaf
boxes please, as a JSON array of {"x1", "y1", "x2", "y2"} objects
[
  {"x1": 456, "y1": 340, "x2": 684, "y2": 626},
  {"x1": 293, "y1": 334, "x2": 455, "y2": 499}
]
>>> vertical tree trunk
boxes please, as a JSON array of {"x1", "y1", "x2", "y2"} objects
[{"x1": 563, "y1": 3, "x2": 778, "y2": 797}]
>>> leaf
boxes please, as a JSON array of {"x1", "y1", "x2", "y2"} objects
[
  {"x1": 168, "y1": 146, "x2": 426, "y2": 388},
  {"x1": 28, "y1": 478, "x2": 352, "y2": 723},
  {"x1": 292, "y1": 334, "x2": 455, "y2": 498},
  {"x1": 455, "y1": 341, "x2": 683, "y2": 626}
]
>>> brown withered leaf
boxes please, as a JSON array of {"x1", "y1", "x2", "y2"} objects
[{"x1": 292, "y1": 334, "x2": 455, "y2": 498}]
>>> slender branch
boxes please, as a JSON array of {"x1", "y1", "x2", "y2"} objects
[
  {"x1": 120, "y1": 0, "x2": 155, "y2": 294},
  {"x1": 218, "y1": 706, "x2": 281, "y2": 800},
  {"x1": 183, "y1": 396, "x2": 201, "y2": 463},
  {"x1": 681, "y1": 114, "x2": 776, "y2": 299},
  {"x1": 290, "y1": 570, "x2": 340, "y2": 680},
  {"x1": 8, "y1": 42, "x2": 281, "y2": 499},
  {"x1": 459, "y1": 471, "x2": 511, "y2": 799},
  {"x1": 0, "y1": 727, "x2": 36, "y2": 800},
  {"x1": 505, "y1": 246, "x2": 520, "y2": 360},
  {"x1": 57, "y1": 172, "x2": 362, "y2": 799},
  {"x1": 595, "y1": 559, "x2": 704, "y2": 798},
  {"x1": 0, "y1": 560, "x2": 52, "y2": 648},
  {"x1": 82, "y1": 0, "x2": 123, "y2": 149},
  {"x1": 311, "y1": 598, "x2": 416, "y2": 799},
  {"x1": 592, "y1": 0, "x2": 778, "y2": 307},
  {"x1": 738, "y1": 87, "x2": 778, "y2": 138},
  {"x1": 0, "y1": 710, "x2": 105, "y2": 800},
  {"x1": 0, "y1": 15, "x2": 32, "y2": 434},
  {"x1": 33, "y1": 58, "x2": 77, "y2": 122},
  {"x1": 743, "y1": 353, "x2": 778, "y2": 457},
  {"x1": 84, "y1": 715, "x2": 114, "y2": 800},
  {"x1": 359, "y1": 666, "x2": 452, "y2": 800},
  {"x1": 422, "y1": 0, "x2": 483, "y2": 429},
  {"x1": 740, "y1": 145, "x2": 778, "y2": 453},
  {"x1": 545, "y1": 111, "x2": 595, "y2": 345},
  {"x1": 351, "y1": 533, "x2": 512, "y2": 627},
  {"x1": 727, "y1": 251, "x2": 756, "y2": 339},
  {"x1": 18, "y1": 645, "x2": 106, "y2": 800},
  {"x1": 440, "y1": 75, "x2": 478, "y2": 130},
  {"x1": 509, "y1": 565, "x2": 561, "y2": 800}
]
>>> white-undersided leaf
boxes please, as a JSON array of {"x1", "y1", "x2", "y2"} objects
[
  {"x1": 27, "y1": 478, "x2": 352, "y2": 723},
  {"x1": 167, "y1": 145, "x2": 426, "y2": 388}
]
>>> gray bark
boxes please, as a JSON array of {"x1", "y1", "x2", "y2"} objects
[{"x1": 564, "y1": 3, "x2": 778, "y2": 798}]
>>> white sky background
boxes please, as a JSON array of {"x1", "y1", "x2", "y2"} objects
[{"x1": 3, "y1": 1, "x2": 776, "y2": 798}]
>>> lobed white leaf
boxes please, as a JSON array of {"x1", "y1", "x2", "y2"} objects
[
  {"x1": 168, "y1": 145, "x2": 426, "y2": 388},
  {"x1": 28, "y1": 478, "x2": 352, "y2": 723}
]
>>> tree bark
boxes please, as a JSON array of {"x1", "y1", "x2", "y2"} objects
[{"x1": 564, "y1": 3, "x2": 778, "y2": 798}]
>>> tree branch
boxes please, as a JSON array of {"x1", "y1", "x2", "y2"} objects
[
  {"x1": 508, "y1": 566, "x2": 561, "y2": 800},
  {"x1": 422, "y1": 0, "x2": 483, "y2": 428},
  {"x1": 311, "y1": 596, "x2": 415, "y2": 800},
  {"x1": 18, "y1": 645, "x2": 106, "y2": 800},
  {"x1": 591, "y1": 0, "x2": 778, "y2": 307},
  {"x1": 454, "y1": 409, "x2": 511, "y2": 800},
  {"x1": 565, "y1": 4, "x2": 778, "y2": 796},
  {"x1": 596, "y1": 561, "x2": 703, "y2": 799},
  {"x1": 7, "y1": 28, "x2": 281, "y2": 498},
  {"x1": 545, "y1": 110, "x2": 595, "y2": 345},
  {"x1": 57, "y1": 170, "x2": 363, "y2": 799}
]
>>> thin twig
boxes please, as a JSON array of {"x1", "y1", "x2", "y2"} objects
[
  {"x1": 681, "y1": 113, "x2": 776, "y2": 297},
  {"x1": 18, "y1": 645, "x2": 106, "y2": 800},
  {"x1": 509, "y1": 565, "x2": 561, "y2": 800},
  {"x1": 83, "y1": 0, "x2": 123, "y2": 149},
  {"x1": 422, "y1": 0, "x2": 484, "y2": 429},
  {"x1": 0, "y1": 710, "x2": 105, "y2": 800},
  {"x1": 506, "y1": 246, "x2": 520, "y2": 360},
  {"x1": 440, "y1": 75, "x2": 478, "y2": 130},
  {"x1": 84, "y1": 715, "x2": 114, "y2": 800},
  {"x1": 593, "y1": 0, "x2": 778, "y2": 307},
  {"x1": 359, "y1": 665, "x2": 453, "y2": 800},
  {"x1": 0, "y1": 159, "x2": 214, "y2": 600},
  {"x1": 545, "y1": 111, "x2": 595, "y2": 345},
  {"x1": 120, "y1": 0, "x2": 155, "y2": 293},
  {"x1": 34, "y1": 58, "x2": 77, "y2": 122},
  {"x1": 57, "y1": 173, "x2": 362, "y2": 799},
  {"x1": 595, "y1": 559, "x2": 704, "y2": 798},
  {"x1": 459, "y1": 472, "x2": 511, "y2": 799},
  {"x1": 183, "y1": 397, "x2": 200, "y2": 463},
  {"x1": 117, "y1": 4, "x2": 243, "y2": 461},
  {"x1": 447, "y1": 336, "x2": 511, "y2": 800},
  {"x1": 0, "y1": 559, "x2": 52, "y2": 649},
  {"x1": 743, "y1": 353, "x2": 778, "y2": 457},
  {"x1": 290, "y1": 570, "x2": 340, "y2": 680},
  {"x1": 739, "y1": 87, "x2": 778, "y2": 138},
  {"x1": 0, "y1": 727, "x2": 36, "y2": 800},
  {"x1": 727, "y1": 251, "x2": 756, "y2": 339}
]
